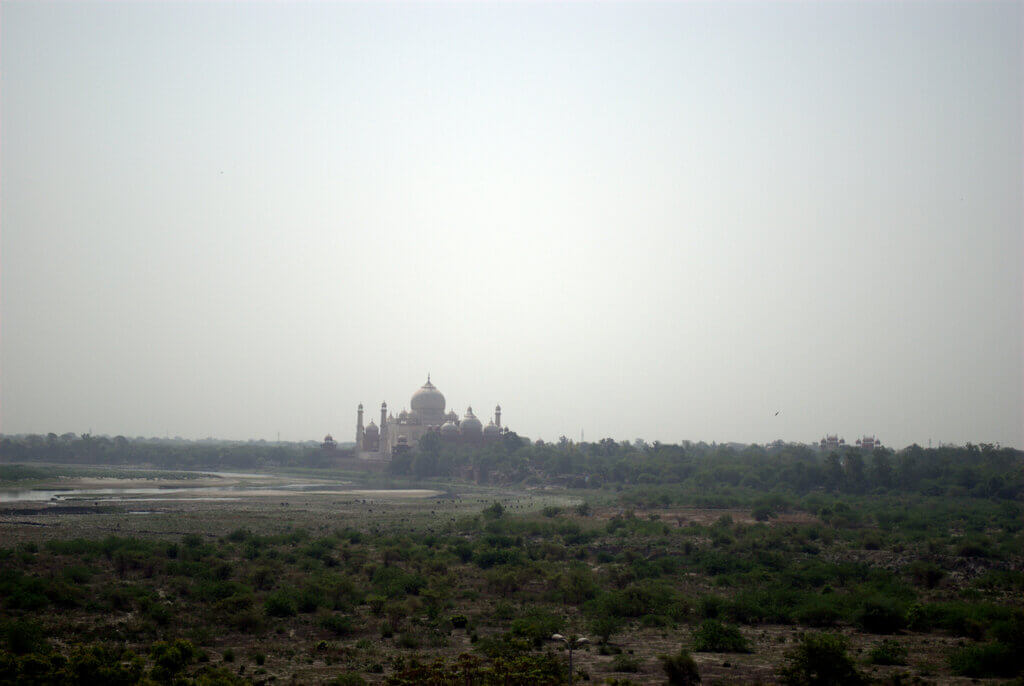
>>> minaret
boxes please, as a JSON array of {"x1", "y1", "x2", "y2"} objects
[
  {"x1": 356, "y1": 403, "x2": 364, "y2": 450},
  {"x1": 380, "y1": 402, "x2": 388, "y2": 443},
  {"x1": 494, "y1": 404, "x2": 501, "y2": 429}
]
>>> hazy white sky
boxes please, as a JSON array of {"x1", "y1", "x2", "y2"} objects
[{"x1": 2, "y1": 1, "x2": 1021, "y2": 447}]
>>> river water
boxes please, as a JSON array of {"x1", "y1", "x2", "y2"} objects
[{"x1": 0, "y1": 480, "x2": 440, "y2": 504}]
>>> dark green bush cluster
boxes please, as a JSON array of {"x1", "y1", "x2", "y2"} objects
[
  {"x1": 778, "y1": 633, "x2": 864, "y2": 686},
  {"x1": 691, "y1": 620, "x2": 750, "y2": 653},
  {"x1": 867, "y1": 639, "x2": 907, "y2": 665}
]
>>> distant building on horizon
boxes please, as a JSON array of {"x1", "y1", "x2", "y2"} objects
[
  {"x1": 819, "y1": 435, "x2": 845, "y2": 451},
  {"x1": 819, "y1": 434, "x2": 882, "y2": 452},
  {"x1": 856, "y1": 435, "x2": 881, "y2": 451},
  {"x1": 355, "y1": 376, "x2": 507, "y2": 459}
]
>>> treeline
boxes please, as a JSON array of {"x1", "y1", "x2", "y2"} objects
[
  {"x1": 3, "y1": 432, "x2": 1020, "y2": 499},
  {"x1": 0, "y1": 433, "x2": 349, "y2": 471},
  {"x1": 394, "y1": 434, "x2": 1023, "y2": 499}
]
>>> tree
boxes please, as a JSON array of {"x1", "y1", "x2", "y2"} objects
[
  {"x1": 778, "y1": 633, "x2": 864, "y2": 686},
  {"x1": 842, "y1": 451, "x2": 866, "y2": 492},
  {"x1": 869, "y1": 451, "x2": 894, "y2": 489},
  {"x1": 660, "y1": 647, "x2": 701, "y2": 685}
]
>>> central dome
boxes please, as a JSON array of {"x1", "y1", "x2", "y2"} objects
[{"x1": 410, "y1": 375, "x2": 445, "y2": 423}]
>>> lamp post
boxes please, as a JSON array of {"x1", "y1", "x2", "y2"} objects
[{"x1": 551, "y1": 634, "x2": 588, "y2": 686}]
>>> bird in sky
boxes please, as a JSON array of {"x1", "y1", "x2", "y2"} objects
[{"x1": 774, "y1": 411, "x2": 780, "y2": 416}]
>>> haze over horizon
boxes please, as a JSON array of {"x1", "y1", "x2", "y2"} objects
[{"x1": 1, "y1": 1, "x2": 1021, "y2": 449}]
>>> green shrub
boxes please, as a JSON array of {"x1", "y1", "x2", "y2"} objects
[
  {"x1": 868, "y1": 639, "x2": 907, "y2": 665},
  {"x1": 855, "y1": 599, "x2": 905, "y2": 634},
  {"x1": 948, "y1": 642, "x2": 1022, "y2": 678},
  {"x1": 692, "y1": 620, "x2": 750, "y2": 653},
  {"x1": 483, "y1": 502, "x2": 505, "y2": 519},
  {"x1": 611, "y1": 654, "x2": 642, "y2": 672},
  {"x1": 297, "y1": 586, "x2": 323, "y2": 613},
  {"x1": 319, "y1": 614, "x2": 353, "y2": 636},
  {"x1": 510, "y1": 609, "x2": 562, "y2": 648},
  {"x1": 330, "y1": 675, "x2": 367, "y2": 686},
  {"x1": 2, "y1": 619, "x2": 47, "y2": 655},
  {"x1": 230, "y1": 610, "x2": 265, "y2": 633},
  {"x1": 590, "y1": 614, "x2": 626, "y2": 643},
  {"x1": 264, "y1": 590, "x2": 297, "y2": 617},
  {"x1": 778, "y1": 633, "x2": 864, "y2": 686},
  {"x1": 397, "y1": 632, "x2": 420, "y2": 649},
  {"x1": 149, "y1": 639, "x2": 196, "y2": 683},
  {"x1": 906, "y1": 561, "x2": 945, "y2": 589},
  {"x1": 640, "y1": 614, "x2": 672, "y2": 628},
  {"x1": 956, "y1": 542, "x2": 992, "y2": 558},
  {"x1": 61, "y1": 565, "x2": 93, "y2": 584},
  {"x1": 794, "y1": 601, "x2": 841, "y2": 628},
  {"x1": 660, "y1": 647, "x2": 701, "y2": 685}
]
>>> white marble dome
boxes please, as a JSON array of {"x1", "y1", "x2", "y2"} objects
[
  {"x1": 460, "y1": 407, "x2": 483, "y2": 435},
  {"x1": 411, "y1": 376, "x2": 445, "y2": 414}
]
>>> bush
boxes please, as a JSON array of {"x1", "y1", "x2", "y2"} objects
[
  {"x1": 948, "y1": 642, "x2": 1022, "y2": 678},
  {"x1": 509, "y1": 609, "x2": 562, "y2": 648},
  {"x1": 906, "y1": 561, "x2": 945, "y2": 589},
  {"x1": 868, "y1": 639, "x2": 907, "y2": 665},
  {"x1": 855, "y1": 599, "x2": 905, "y2": 634},
  {"x1": 319, "y1": 614, "x2": 353, "y2": 636},
  {"x1": 692, "y1": 620, "x2": 750, "y2": 653},
  {"x1": 660, "y1": 648, "x2": 701, "y2": 685},
  {"x1": 611, "y1": 654, "x2": 641, "y2": 672},
  {"x1": 264, "y1": 590, "x2": 297, "y2": 617},
  {"x1": 2, "y1": 619, "x2": 47, "y2": 655},
  {"x1": 795, "y1": 601, "x2": 841, "y2": 628},
  {"x1": 149, "y1": 639, "x2": 196, "y2": 683},
  {"x1": 230, "y1": 610, "x2": 265, "y2": 633},
  {"x1": 397, "y1": 632, "x2": 420, "y2": 649},
  {"x1": 330, "y1": 675, "x2": 367, "y2": 686},
  {"x1": 590, "y1": 615, "x2": 626, "y2": 643},
  {"x1": 778, "y1": 633, "x2": 864, "y2": 686}
]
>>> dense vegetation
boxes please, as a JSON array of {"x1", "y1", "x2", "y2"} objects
[
  {"x1": 3, "y1": 433, "x2": 1020, "y2": 503},
  {"x1": 396, "y1": 434, "x2": 1021, "y2": 500},
  {"x1": 0, "y1": 434, "x2": 334, "y2": 471},
  {"x1": 1, "y1": 476, "x2": 1023, "y2": 682},
  {"x1": 1, "y1": 438, "x2": 1022, "y2": 682}
]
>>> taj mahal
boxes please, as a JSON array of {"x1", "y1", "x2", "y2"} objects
[{"x1": 355, "y1": 376, "x2": 507, "y2": 459}]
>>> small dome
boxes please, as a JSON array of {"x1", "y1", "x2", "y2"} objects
[
  {"x1": 483, "y1": 421, "x2": 499, "y2": 437},
  {"x1": 411, "y1": 376, "x2": 446, "y2": 414},
  {"x1": 364, "y1": 421, "x2": 378, "y2": 435},
  {"x1": 445, "y1": 410, "x2": 458, "y2": 422},
  {"x1": 461, "y1": 406, "x2": 483, "y2": 435},
  {"x1": 324, "y1": 434, "x2": 334, "y2": 442},
  {"x1": 440, "y1": 421, "x2": 458, "y2": 436},
  {"x1": 399, "y1": 408, "x2": 410, "y2": 420}
]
